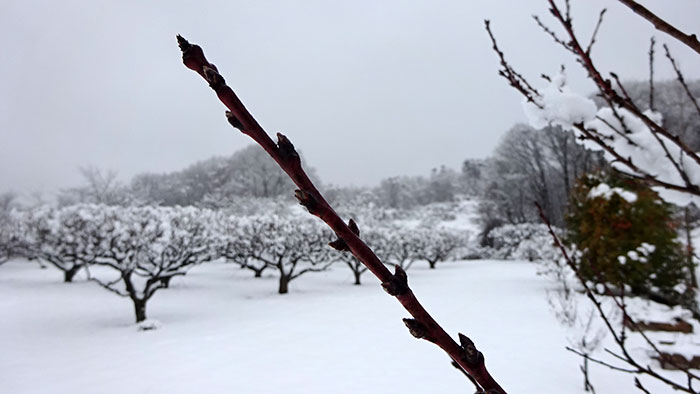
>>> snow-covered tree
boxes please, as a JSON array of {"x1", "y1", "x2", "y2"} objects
[
  {"x1": 363, "y1": 225, "x2": 419, "y2": 271},
  {"x1": 59, "y1": 166, "x2": 132, "y2": 207},
  {"x1": 332, "y1": 252, "x2": 367, "y2": 285},
  {"x1": 0, "y1": 193, "x2": 20, "y2": 265},
  {"x1": 413, "y1": 227, "x2": 463, "y2": 269},
  {"x1": 214, "y1": 214, "x2": 271, "y2": 278},
  {"x1": 24, "y1": 205, "x2": 108, "y2": 282},
  {"x1": 234, "y1": 215, "x2": 332, "y2": 294},
  {"x1": 0, "y1": 215, "x2": 18, "y2": 265},
  {"x1": 89, "y1": 206, "x2": 215, "y2": 322}
]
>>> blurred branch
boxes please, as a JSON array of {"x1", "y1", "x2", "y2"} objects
[
  {"x1": 536, "y1": 202, "x2": 698, "y2": 392},
  {"x1": 616, "y1": 0, "x2": 700, "y2": 56},
  {"x1": 663, "y1": 44, "x2": 700, "y2": 118}
]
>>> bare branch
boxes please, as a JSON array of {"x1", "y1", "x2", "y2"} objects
[
  {"x1": 616, "y1": 0, "x2": 700, "y2": 56},
  {"x1": 566, "y1": 346, "x2": 638, "y2": 374},
  {"x1": 89, "y1": 275, "x2": 129, "y2": 298},
  {"x1": 536, "y1": 203, "x2": 698, "y2": 392},
  {"x1": 586, "y1": 9, "x2": 607, "y2": 55},
  {"x1": 635, "y1": 378, "x2": 651, "y2": 394},
  {"x1": 663, "y1": 44, "x2": 700, "y2": 119},
  {"x1": 533, "y1": 14, "x2": 576, "y2": 54},
  {"x1": 451, "y1": 360, "x2": 484, "y2": 393},
  {"x1": 176, "y1": 35, "x2": 506, "y2": 394},
  {"x1": 484, "y1": 20, "x2": 542, "y2": 109},
  {"x1": 545, "y1": 0, "x2": 700, "y2": 169}
]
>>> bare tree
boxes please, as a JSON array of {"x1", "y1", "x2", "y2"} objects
[
  {"x1": 478, "y1": 123, "x2": 602, "y2": 232},
  {"x1": 59, "y1": 166, "x2": 131, "y2": 206},
  {"x1": 225, "y1": 145, "x2": 297, "y2": 198}
]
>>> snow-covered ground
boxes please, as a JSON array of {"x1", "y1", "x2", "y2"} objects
[{"x1": 0, "y1": 258, "x2": 689, "y2": 393}]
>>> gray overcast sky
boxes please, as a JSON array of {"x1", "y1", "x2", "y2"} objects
[{"x1": 1, "y1": 0, "x2": 700, "y2": 195}]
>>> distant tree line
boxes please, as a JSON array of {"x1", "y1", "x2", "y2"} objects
[{"x1": 57, "y1": 145, "x2": 302, "y2": 207}]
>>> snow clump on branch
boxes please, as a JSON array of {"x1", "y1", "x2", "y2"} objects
[{"x1": 523, "y1": 70, "x2": 700, "y2": 206}]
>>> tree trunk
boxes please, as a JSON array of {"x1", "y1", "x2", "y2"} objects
[
  {"x1": 428, "y1": 260, "x2": 437, "y2": 269},
  {"x1": 133, "y1": 299, "x2": 147, "y2": 323},
  {"x1": 254, "y1": 269, "x2": 263, "y2": 278},
  {"x1": 353, "y1": 270, "x2": 362, "y2": 285},
  {"x1": 160, "y1": 276, "x2": 172, "y2": 288},
  {"x1": 64, "y1": 265, "x2": 81, "y2": 282},
  {"x1": 582, "y1": 357, "x2": 595, "y2": 393},
  {"x1": 278, "y1": 275, "x2": 289, "y2": 294}
]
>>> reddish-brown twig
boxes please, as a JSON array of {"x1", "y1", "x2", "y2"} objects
[
  {"x1": 616, "y1": 0, "x2": 700, "y2": 56},
  {"x1": 175, "y1": 35, "x2": 506, "y2": 394}
]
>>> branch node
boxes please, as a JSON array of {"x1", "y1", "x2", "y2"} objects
[
  {"x1": 276, "y1": 133, "x2": 301, "y2": 166},
  {"x1": 203, "y1": 65, "x2": 225, "y2": 88},
  {"x1": 328, "y1": 238, "x2": 348, "y2": 252},
  {"x1": 403, "y1": 318, "x2": 430, "y2": 340},
  {"x1": 382, "y1": 265, "x2": 409, "y2": 296},
  {"x1": 294, "y1": 189, "x2": 320, "y2": 215},
  {"x1": 458, "y1": 333, "x2": 485, "y2": 367},
  {"x1": 328, "y1": 219, "x2": 361, "y2": 252},
  {"x1": 348, "y1": 218, "x2": 360, "y2": 236},
  {"x1": 225, "y1": 111, "x2": 245, "y2": 132}
]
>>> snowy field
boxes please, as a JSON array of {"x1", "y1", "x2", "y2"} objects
[{"x1": 0, "y1": 258, "x2": 686, "y2": 393}]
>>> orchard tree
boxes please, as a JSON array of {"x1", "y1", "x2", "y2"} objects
[
  {"x1": 362, "y1": 224, "x2": 419, "y2": 271},
  {"x1": 215, "y1": 214, "x2": 270, "y2": 278},
  {"x1": 334, "y1": 252, "x2": 368, "y2": 285},
  {"x1": 90, "y1": 206, "x2": 214, "y2": 323},
  {"x1": 0, "y1": 217, "x2": 17, "y2": 265},
  {"x1": 239, "y1": 215, "x2": 333, "y2": 294},
  {"x1": 328, "y1": 219, "x2": 368, "y2": 285},
  {"x1": 24, "y1": 205, "x2": 107, "y2": 282},
  {"x1": 413, "y1": 227, "x2": 463, "y2": 269},
  {"x1": 0, "y1": 195, "x2": 21, "y2": 265}
]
